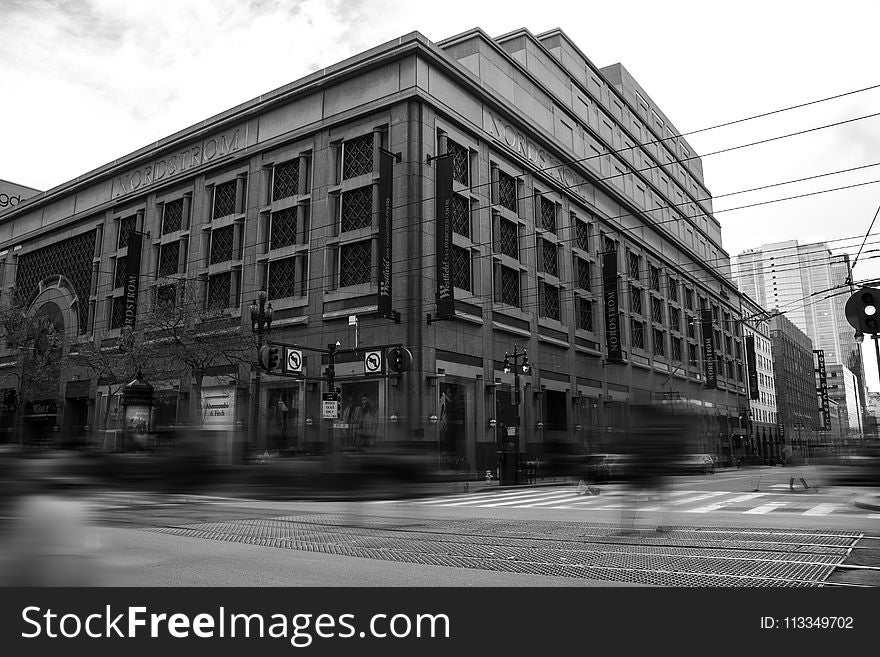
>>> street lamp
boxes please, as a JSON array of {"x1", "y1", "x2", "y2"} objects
[
  {"x1": 249, "y1": 289, "x2": 273, "y2": 450},
  {"x1": 501, "y1": 344, "x2": 531, "y2": 484}
]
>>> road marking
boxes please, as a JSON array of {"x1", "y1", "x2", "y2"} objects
[
  {"x1": 744, "y1": 502, "x2": 789, "y2": 514},
  {"x1": 520, "y1": 494, "x2": 594, "y2": 507},
  {"x1": 482, "y1": 491, "x2": 582, "y2": 507},
  {"x1": 686, "y1": 492, "x2": 768, "y2": 513},
  {"x1": 667, "y1": 491, "x2": 727, "y2": 506},
  {"x1": 803, "y1": 503, "x2": 840, "y2": 516}
]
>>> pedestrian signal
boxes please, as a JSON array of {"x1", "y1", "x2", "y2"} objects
[{"x1": 387, "y1": 346, "x2": 413, "y2": 373}]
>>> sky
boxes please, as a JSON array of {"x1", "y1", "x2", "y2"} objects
[{"x1": 2, "y1": 0, "x2": 880, "y2": 386}]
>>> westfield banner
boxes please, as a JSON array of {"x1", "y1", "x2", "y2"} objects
[
  {"x1": 435, "y1": 154, "x2": 454, "y2": 318},
  {"x1": 377, "y1": 149, "x2": 394, "y2": 317}
]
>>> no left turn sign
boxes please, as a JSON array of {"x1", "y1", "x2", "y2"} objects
[
  {"x1": 364, "y1": 350, "x2": 382, "y2": 374},
  {"x1": 285, "y1": 348, "x2": 303, "y2": 373}
]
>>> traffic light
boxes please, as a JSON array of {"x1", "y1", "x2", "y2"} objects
[
  {"x1": 388, "y1": 346, "x2": 413, "y2": 373},
  {"x1": 258, "y1": 344, "x2": 282, "y2": 371},
  {"x1": 845, "y1": 287, "x2": 880, "y2": 335}
]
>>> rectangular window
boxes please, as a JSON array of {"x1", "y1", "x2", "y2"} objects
[
  {"x1": 339, "y1": 240, "x2": 372, "y2": 287},
  {"x1": 576, "y1": 258, "x2": 591, "y2": 291},
  {"x1": 118, "y1": 215, "x2": 137, "y2": 249},
  {"x1": 688, "y1": 342, "x2": 698, "y2": 366},
  {"x1": 161, "y1": 199, "x2": 183, "y2": 235},
  {"x1": 155, "y1": 284, "x2": 176, "y2": 310},
  {"x1": 499, "y1": 219, "x2": 518, "y2": 260},
  {"x1": 342, "y1": 134, "x2": 373, "y2": 180},
  {"x1": 671, "y1": 337, "x2": 682, "y2": 362},
  {"x1": 212, "y1": 180, "x2": 237, "y2": 220},
  {"x1": 667, "y1": 276, "x2": 679, "y2": 302},
  {"x1": 628, "y1": 251, "x2": 641, "y2": 279},
  {"x1": 650, "y1": 265, "x2": 661, "y2": 292},
  {"x1": 207, "y1": 272, "x2": 231, "y2": 311},
  {"x1": 210, "y1": 225, "x2": 235, "y2": 265},
  {"x1": 631, "y1": 319, "x2": 645, "y2": 350},
  {"x1": 542, "y1": 283, "x2": 560, "y2": 321},
  {"x1": 630, "y1": 285, "x2": 642, "y2": 315},
  {"x1": 158, "y1": 241, "x2": 179, "y2": 278},
  {"x1": 575, "y1": 219, "x2": 590, "y2": 252},
  {"x1": 653, "y1": 328, "x2": 665, "y2": 357},
  {"x1": 114, "y1": 257, "x2": 127, "y2": 289},
  {"x1": 544, "y1": 390, "x2": 568, "y2": 431},
  {"x1": 452, "y1": 246, "x2": 471, "y2": 292},
  {"x1": 110, "y1": 296, "x2": 126, "y2": 330},
  {"x1": 684, "y1": 287, "x2": 694, "y2": 310},
  {"x1": 578, "y1": 298, "x2": 594, "y2": 332},
  {"x1": 500, "y1": 266, "x2": 520, "y2": 307},
  {"x1": 651, "y1": 296, "x2": 663, "y2": 323},
  {"x1": 270, "y1": 207, "x2": 298, "y2": 250},
  {"x1": 452, "y1": 194, "x2": 470, "y2": 238},
  {"x1": 686, "y1": 314, "x2": 696, "y2": 339},
  {"x1": 448, "y1": 139, "x2": 470, "y2": 186},
  {"x1": 497, "y1": 170, "x2": 518, "y2": 213},
  {"x1": 539, "y1": 197, "x2": 556, "y2": 233},
  {"x1": 669, "y1": 306, "x2": 680, "y2": 332},
  {"x1": 268, "y1": 256, "x2": 297, "y2": 300},
  {"x1": 272, "y1": 159, "x2": 300, "y2": 201},
  {"x1": 341, "y1": 186, "x2": 373, "y2": 232},
  {"x1": 542, "y1": 239, "x2": 558, "y2": 277}
]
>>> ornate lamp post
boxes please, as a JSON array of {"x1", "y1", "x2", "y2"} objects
[
  {"x1": 501, "y1": 344, "x2": 530, "y2": 485},
  {"x1": 249, "y1": 289, "x2": 273, "y2": 451}
]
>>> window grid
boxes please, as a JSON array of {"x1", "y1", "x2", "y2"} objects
[
  {"x1": 270, "y1": 207, "x2": 298, "y2": 250},
  {"x1": 688, "y1": 343, "x2": 699, "y2": 366},
  {"x1": 575, "y1": 220, "x2": 590, "y2": 252},
  {"x1": 542, "y1": 283, "x2": 560, "y2": 321},
  {"x1": 671, "y1": 337, "x2": 682, "y2": 362},
  {"x1": 668, "y1": 277, "x2": 679, "y2": 302},
  {"x1": 540, "y1": 197, "x2": 556, "y2": 233},
  {"x1": 448, "y1": 140, "x2": 469, "y2": 186},
  {"x1": 341, "y1": 187, "x2": 373, "y2": 232},
  {"x1": 207, "y1": 272, "x2": 231, "y2": 311},
  {"x1": 628, "y1": 251, "x2": 640, "y2": 279},
  {"x1": 497, "y1": 170, "x2": 517, "y2": 213},
  {"x1": 578, "y1": 298, "x2": 593, "y2": 332},
  {"x1": 577, "y1": 258, "x2": 591, "y2": 291},
  {"x1": 650, "y1": 265, "x2": 661, "y2": 292},
  {"x1": 630, "y1": 285, "x2": 642, "y2": 315},
  {"x1": 651, "y1": 296, "x2": 664, "y2": 324},
  {"x1": 213, "y1": 180, "x2": 237, "y2": 219},
  {"x1": 686, "y1": 315, "x2": 696, "y2": 339},
  {"x1": 500, "y1": 220, "x2": 518, "y2": 260},
  {"x1": 118, "y1": 215, "x2": 137, "y2": 249},
  {"x1": 339, "y1": 240, "x2": 371, "y2": 287},
  {"x1": 110, "y1": 296, "x2": 126, "y2": 330},
  {"x1": 272, "y1": 160, "x2": 300, "y2": 201},
  {"x1": 452, "y1": 194, "x2": 470, "y2": 238},
  {"x1": 268, "y1": 256, "x2": 297, "y2": 300},
  {"x1": 501, "y1": 266, "x2": 520, "y2": 307},
  {"x1": 158, "y1": 242, "x2": 179, "y2": 279},
  {"x1": 210, "y1": 225, "x2": 235, "y2": 264},
  {"x1": 155, "y1": 284, "x2": 176, "y2": 310},
  {"x1": 653, "y1": 329, "x2": 665, "y2": 357},
  {"x1": 669, "y1": 306, "x2": 680, "y2": 332},
  {"x1": 452, "y1": 246, "x2": 471, "y2": 292},
  {"x1": 542, "y1": 240, "x2": 558, "y2": 277},
  {"x1": 114, "y1": 257, "x2": 127, "y2": 289},
  {"x1": 162, "y1": 200, "x2": 183, "y2": 235},
  {"x1": 684, "y1": 287, "x2": 694, "y2": 310},
  {"x1": 342, "y1": 134, "x2": 373, "y2": 180},
  {"x1": 631, "y1": 319, "x2": 645, "y2": 350}
]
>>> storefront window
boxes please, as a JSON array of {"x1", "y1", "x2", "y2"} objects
[
  {"x1": 439, "y1": 381, "x2": 468, "y2": 470},
  {"x1": 267, "y1": 385, "x2": 301, "y2": 451},
  {"x1": 336, "y1": 381, "x2": 380, "y2": 451}
]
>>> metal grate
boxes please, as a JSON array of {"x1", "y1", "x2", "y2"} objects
[
  {"x1": 577, "y1": 258, "x2": 591, "y2": 291},
  {"x1": 499, "y1": 220, "x2": 518, "y2": 260},
  {"x1": 540, "y1": 197, "x2": 556, "y2": 233},
  {"x1": 144, "y1": 515, "x2": 860, "y2": 587},
  {"x1": 579, "y1": 298, "x2": 593, "y2": 332},
  {"x1": 340, "y1": 240, "x2": 371, "y2": 287},
  {"x1": 162, "y1": 199, "x2": 183, "y2": 235},
  {"x1": 576, "y1": 220, "x2": 590, "y2": 252},
  {"x1": 542, "y1": 240, "x2": 558, "y2": 277},
  {"x1": 213, "y1": 180, "x2": 237, "y2": 219},
  {"x1": 158, "y1": 242, "x2": 179, "y2": 278},
  {"x1": 268, "y1": 256, "x2": 297, "y2": 300},
  {"x1": 207, "y1": 272, "x2": 231, "y2": 311},
  {"x1": 114, "y1": 257, "x2": 127, "y2": 289},
  {"x1": 118, "y1": 215, "x2": 137, "y2": 249},
  {"x1": 343, "y1": 134, "x2": 373, "y2": 180},
  {"x1": 452, "y1": 194, "x2": 470, "y2": 238},
  {"x1": 501, "y1": 266, "x2": 519, "y2": 307},
  {"x1": 448, "y1": 140, "x2": 469, "y2": 186},
  {"x1": 452, "y1": 246, "x2": 471, "y2": 292},
  {"x1": 15, "y1": 230, "x2": 94, "y2": 334},
  {"x1": 109, "y1": 296, "x2": 126, "y2": 330},
  {"x1": 273, "y1": 160, "x2": 300, "y2": 201},
  {"x1": 543, "y1": 283, "x2": 560, "y2": 321},
  {"x1": 270, "y1": 207, "x2": 297, "y2": 249},
  {"x1": 210, "y1": 225, "x2": 235, "y2": 264},
  {"x1": 497, "y1": 170, "x2": 517, "y2": 213},
  {"x1": 341, "y1": 187, "x2": 373, "y2": 232}
]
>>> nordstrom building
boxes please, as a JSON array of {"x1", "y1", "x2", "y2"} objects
[{"x1": 0, "y1": 28, "x2": 749, "y2": 472}]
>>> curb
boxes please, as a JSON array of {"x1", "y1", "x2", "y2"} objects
[{"x1": 853, "y1": 495, "x2": 880, "y2": 512}]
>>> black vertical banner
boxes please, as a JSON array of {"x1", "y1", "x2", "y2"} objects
[
  {"x1": 701, "y1": 309, "x2": 717, "y2": 388},
  {"x1": 814, "y1": 349, "x2": 831, "y2": 430},
  {"x1": 435, "y1": 154, "x2": 454, "y2": 317},
  {"x1": 746, "y1": 335, "x2": 759, "y2": 400},
  {"x1": 602, "y1": 248, "x2": 622, "y2": 362},
  {"x1": 377, "y1": 150, "x2": 393, "y2": 317},
  {"x1": 124, "y1": 231, "x2": 143, "y2": 330}
]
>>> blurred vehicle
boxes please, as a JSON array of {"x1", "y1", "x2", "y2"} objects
[
  {"x1": 582, "y1": 453, "x2": 632, "y2": 483},
  {"x1": 820, "y1": 445, "x2": 880, "y2": 486},
  {"x1": 671, "y1": 453, "x2": 716, "y2": 476}
]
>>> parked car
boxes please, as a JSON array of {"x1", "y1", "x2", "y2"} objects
[{"x1": 671, "y1": 453, "x2": 716, "y2": 475}]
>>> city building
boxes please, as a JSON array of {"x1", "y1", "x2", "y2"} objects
[
  {"x1": 0, "y1": 179, "x2": 40, "y2": 215},
  {"x1": 0, "y1": 28, "x2": 749, "y2": 471},
  {"x1": 769, "y1": 314, "x2": 820, "y2": 462},
  {"x1": 734, "y1": 241, "x2": 866, "y2": 435},
  {"x1": 740, "y1": 293, "x2": 779, "y2": 463}
]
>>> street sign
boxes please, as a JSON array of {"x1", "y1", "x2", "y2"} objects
[
  {"x1": 285, "y1": 348, "x2": 303, "y2": 374},
  {"x1": 364, "y1": 350, "x2": 382, "y2": 374},
  {"x1": 321, "y1": 392, "x2": 340, "y2": 420}
]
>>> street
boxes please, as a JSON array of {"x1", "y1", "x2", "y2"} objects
[{"x1": 56, "y1": 465, "x2": 880, "y2": 588}]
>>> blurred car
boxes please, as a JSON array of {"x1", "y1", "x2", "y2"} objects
[
  {"x1": 820, "y1": 446, "x2": 880, "y2": 486},
  {"x1": 581, "y1": 453, "x2": 632, "y2": 483},
  {"x1": 671, "y1": 453, "x2": 716, "y2": 476}
]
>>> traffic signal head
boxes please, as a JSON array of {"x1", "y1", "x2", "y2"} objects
[
  {"x1": 845, "y1": 287, "x2": 880, "y2": 335},
  {"x1": 388, "y1": 346, "x2": 413, "y2": 373},
  {"x1": 258, "y1": 344, "x2": 282, "y2": 371}
]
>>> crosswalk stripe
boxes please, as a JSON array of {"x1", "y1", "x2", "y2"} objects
[
  {"x1": 482, "y1": 491, "x2": 581, "y2": 507},
  {"x1": 522, "y1": 494, "x2": 598, "y2": 507},
  {"x1": 667, "y1": 491, "x2": 727, "y2": 506},
  {"x1": 803, "y1": 504, "x2": 840, "y2": 516},
  {"x1": 686, "y1": 492, "x2": 768, "y2": 513},
  {"x1": 744, "y1": 502, "x2": 789, "y2": 514}
]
